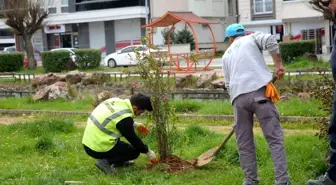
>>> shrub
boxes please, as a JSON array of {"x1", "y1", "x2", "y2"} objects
[
  {"x1": 173, "y1": 99, "x2": 202, "y2": 112},
  {"x1": 75, "y1": 49, "x2": 101, "y2": 69},
  {"x1": 42, "y1": 51, "x2": 70, "y2": 72},
  {"x1": 0, "y1": 52, "x2": 24, "y2": 72},
  {"x1": 279, "y1": 40, "x2": 315, "y2": 63}
]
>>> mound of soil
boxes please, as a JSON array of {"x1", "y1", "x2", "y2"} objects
[{"x1": 147, "y1": 155, "x2": 195, "y2": 173}]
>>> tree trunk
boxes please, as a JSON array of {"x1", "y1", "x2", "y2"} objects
[
  {"x1": 152, "y1": 96, "x2": 169, "y2": 159},
  {"x1": 23, "y1": 34, "x2": 36, "y2": 70}
]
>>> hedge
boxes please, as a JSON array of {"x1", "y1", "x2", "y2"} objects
[
  {"x1": 42, "y1": 51, "x2": 71, "y2": 72},
  {"x1": 75, "y1": 49, "x2": 101, "y2": 69},
  {"x1": 279, "y1": 40, "x2": 315, "y2": 64},
  {"x1": 0, "y1": 52, "x2": 24, "y2": 72}
]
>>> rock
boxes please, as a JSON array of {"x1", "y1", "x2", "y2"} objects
[
  {"x1": 197, "y1": 72, "x2": 217, "y2": 88},
  {"x1": 280, "y1": 92, "x2": 295, "y2": 101},
  {"x1": 32, "y1": 73, "x2": 62, "y2": 88},
  {"x1": 32, "y1": 88, "x2": 49, "y2": 101},
  {"x1": 33, "y1": 82, "x2": 68, "y2": 101},
  {"x1": 48, "y1": 82, "x2": 69, "y2": 100},
  {"x1": 66, "y1": 71, "x2": 84, "y2": 84},
  {"x1": 303, "y1": 52, "x2": 318, "y2": 61},
  {"x1": 82, "y1": 73, "x2": 110, "y2": 85},
  {"x1": 97, "y1": 90, "x2": 113, "y2": 102},
  {"x1": 175, "y1": 74, "x2": 193, "y2": 89},
  {"x1": 298, "y1": 92, "x2": 311, "y2": 100},
  {"x1": 211, "y1": 78, "x2": 225, "y2": 89}
]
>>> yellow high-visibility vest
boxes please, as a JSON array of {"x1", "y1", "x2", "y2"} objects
[{"x1": 82, "y1": 98, "x2": 134, "y2": 152}]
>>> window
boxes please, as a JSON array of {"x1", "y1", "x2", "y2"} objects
[
  {"x1": 122, "y1": 47, "x2": 135, "y2": 53},
  {"x1": 48, "y1": 0, "x2": 56, "y2": 7},
  {"x1": 75, "y1": 0, "x2": 144, "y2": 12},
  {"x1": 61, "y1": 0, "x2": 69, "y2": 7},
  {"x1": 228, "y1": 0, "x2": 233, "y2": 16},
  {"x1": 254, "y1": 0, "x2": 273, "y2": 14}
]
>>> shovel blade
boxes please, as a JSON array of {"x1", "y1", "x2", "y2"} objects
[{"x1": 195, "y1": 147, "x2": 218, "y2": 167}]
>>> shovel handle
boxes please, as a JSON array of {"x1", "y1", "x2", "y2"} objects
[{"x1": 214, "y1": 129, "x2": 235, "y2": 155}]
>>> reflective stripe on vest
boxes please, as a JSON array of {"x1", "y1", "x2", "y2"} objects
[{"x1": 89, "y1": 108, "x2": 132, "y2": 139}]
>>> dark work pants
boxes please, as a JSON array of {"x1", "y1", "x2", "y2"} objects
[
  {"x1": 84, "y1": 140, "x2": 140, "y2": 165},
  {"x1": 328, "y1": 89, "x2": 336, "y2": 182}
]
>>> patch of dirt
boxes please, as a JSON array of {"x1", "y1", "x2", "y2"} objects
[
  {"x1": 147, "y1": 155, "x2": 195, "y2": 173},
  {"x1": 0, "y1": 115, "x2": 33, "y2": 124}
]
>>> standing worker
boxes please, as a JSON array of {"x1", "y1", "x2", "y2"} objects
[
  {"x1": 222, "y1": 23, "x2": 290, "y2": 185},
  {"x1": 307, "y1": 0, "x2": 336, "y2": 184},
  {"x1": 82, "y1": 93, "x2": 158, "y2": 174}
]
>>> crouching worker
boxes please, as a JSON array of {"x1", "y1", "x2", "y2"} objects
[{"x1": 82, "y1": 93, "x2": 158, "y2": 174}]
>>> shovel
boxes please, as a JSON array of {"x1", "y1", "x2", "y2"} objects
[
  {"x1": 195, "y1": 129, "x2": 234, "y2": 167},
  {"x1": 195, "y1": 76, "x2": 279, "y2": 167}
]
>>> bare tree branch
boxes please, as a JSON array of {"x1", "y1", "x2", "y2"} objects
[
  {"x1": 0, "y1": 0, "x2": 49, "y2": 69},
  {"x1": 309, "y1": 0, "x2": 336, "y2": 22}
]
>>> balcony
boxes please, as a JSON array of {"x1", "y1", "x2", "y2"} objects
[{"x1": 282, "y1": 0, "x2": 322, "y2": 21}]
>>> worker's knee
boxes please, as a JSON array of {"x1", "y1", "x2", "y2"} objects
[{"x1": 130, "y1": 151, "x2": 140, "y2": 160}]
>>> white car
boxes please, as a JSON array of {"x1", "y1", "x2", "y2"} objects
[
  {"x1": 50, "y1": 48, "x2": 77, "y2": 63},
  {"x1": 104, "y1": 45, "x2": 167, "y2": 68}
]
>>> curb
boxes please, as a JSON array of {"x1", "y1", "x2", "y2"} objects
[{"x1": 0, "y1": 109, "x2": 327, "y2": 122}]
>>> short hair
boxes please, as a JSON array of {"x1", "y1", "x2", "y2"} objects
[{"x1": 130, "y1": 93, "x2": 153, "y2": 111}]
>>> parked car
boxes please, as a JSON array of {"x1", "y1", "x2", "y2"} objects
[
  {"x1": 103, "y1": 45, "x2": 168, "y2": 68},
  {"x1": 50, "y1": 48, "x2": 77, "y2": 64}
]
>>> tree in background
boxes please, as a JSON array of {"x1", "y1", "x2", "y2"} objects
[
  {"x1": 175, "y1": 27, "x2": 196, "y2": 51},
  {"x1": 309, "y1": 0, "x2": 336, "y2": 22},
  {"x1": 0, "y1": 0, "x2": 49, "y2": 69},
  {"x1": 161, "y1": 27, "x2": 177, "y2": 45},
  {"x1": 161, "y1": 26, "x2": 196, "y2": 51}
]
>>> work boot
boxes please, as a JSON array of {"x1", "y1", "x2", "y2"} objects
[
  {"x1": 307, "y1": 174, "x2": 336, "y2": 185},
  {"x1": 113, "y1": 161, "x2": 135, "y2": 168},
  {"x1": 95, "y1": 159, "x2": 117, "y2": 174}
]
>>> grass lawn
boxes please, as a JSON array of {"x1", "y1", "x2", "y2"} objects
[
  {"x1": 0, "y1": 97, "x2": 327, "y2": 117},
  {"x1": 0, "y1": 119, "x2": 327, "y2": 185}
]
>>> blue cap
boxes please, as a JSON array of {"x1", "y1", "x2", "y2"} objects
[{"x1": 224, "y1": 23, "x2": 246, "y2": 42}]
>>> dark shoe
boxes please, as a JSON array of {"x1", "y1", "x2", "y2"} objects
[
  {"x1": 113, "y1": 161, "x2": 135, "y2": 168},
  {"x1": 307, "y1": 174, "x2": 336, "y2": 185},
  {"x1": 95, "y1": 159, "x2": 117, "y2": 174}
]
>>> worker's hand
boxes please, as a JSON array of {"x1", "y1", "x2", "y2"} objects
[
  {"x1": 146, "y1": 150, "x2": 159, "y2": 164},
  {"x1": 274, "y1": 64, "x2": 285, "y2": 80},
  {"x1": 133, "y1": 122, "x2": 150, "y2": 135}
]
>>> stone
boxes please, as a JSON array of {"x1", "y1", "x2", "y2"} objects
[
  {"x1": 298, "y1": 92, "x2": 311, "y2": 100},
  {"x1": 48, "y1": 82, "x2": 69, "y2": 100},
  {"x1": 82, "y1": 73, "x2": 110, "y2": 85},
  {"x1": 32, "y1": 81, "x2": 69, "y2": 101},
  {"x1": 66, "y1": 71, "x2": 84, "y2": 84},
  {"x1": 175, "y1": 74, "x2": 193, "y2": 89},
  {"x1": 32, "y1": 73, "x2": 62, "y2": 88},
  {"x1": 303, "y1": 52, "x2": 318, "y2": 61},
  {"x1": 211, "y1": 78, "x2": 225, "y2": 89},
  {"x1": 197, "y1": 72, "x2": 217, "y2": 88},
  {"x1": 97, "y1": 90, "x2": 113, "y2": 102},
  {"x1": 32, "y1": 88, "x2": 49, "y2": 101}
]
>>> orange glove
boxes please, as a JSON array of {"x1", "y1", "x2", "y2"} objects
[
  {"x1": 137, "y1": 124, "x2": 149, "y2": 135},
  {"x1": 265, "y1": 82, "x2": 280, "y2": 103},
  {"x1": 133, "y1": 122, "x2": 150, "y2": 135},
  {"x1": 146, "y1": 150, "x2": 159, "y2": 164}
]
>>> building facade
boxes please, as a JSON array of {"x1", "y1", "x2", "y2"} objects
[
  {"x1": 0, "y1": 0, "x2": 149, "y2": 55},
  {"x1": 238, "y1": 0, "x2": 325, "y2": 51}
]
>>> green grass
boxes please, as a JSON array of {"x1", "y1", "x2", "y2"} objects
[
  {"x1": 0, "y1": 120, "x2": 327, "y2": 184},
  {"x1": 0, "y1": 97, "x2": 94, "y2": 111},
  {"x1": 0, "y1": 97, "x2": 327, "y2": 117},
  {"x1": 285, "y1": 57, "x2": 330, "y2": 70},
  {"x1": 173, "y1": 98, "x2": 327, "y2": 117},
  {"x1": 17, "y1": 66, "x2": 45, "y2": 74}
]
